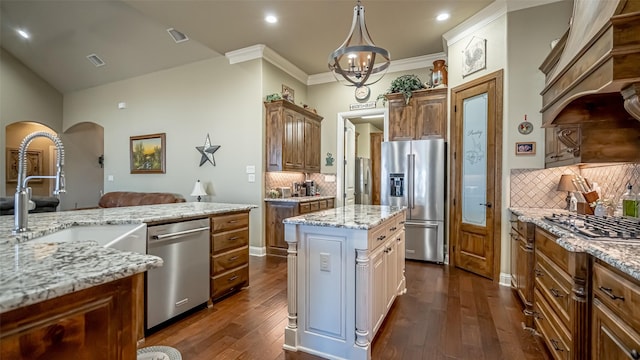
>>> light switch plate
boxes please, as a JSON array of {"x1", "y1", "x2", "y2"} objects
[
  {"x1": 246, "y1": 165, "x2": 255, "y2": 174},
  {"x1": 107, "y1": 175, "x2": 114, "y2": 182},
  {"x1": 324, "y1": 175, "x2": 336, "y2": 183},
  {"x1": 320, "y1": 253, "x2": 330, "y2": 272}
]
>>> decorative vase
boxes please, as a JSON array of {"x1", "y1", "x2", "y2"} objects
[{"x1": 431, "y1": 60, "x2": 448, "y2": 87}]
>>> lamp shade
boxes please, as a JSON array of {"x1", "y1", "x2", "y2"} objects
[
  {"x1": 557, "y1": 174, "x2": 576, "y2": 192},
  {"x1": 191, "y1": 180, "x2": 207, "y2": 198}
]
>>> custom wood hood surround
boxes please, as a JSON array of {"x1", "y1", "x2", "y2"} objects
[
  {"x1": 540, "y1": 0, "x2": 640, "y2": 125},
  {"x1": 539, "y1": 0, "x2": 640, "y2": 166}
]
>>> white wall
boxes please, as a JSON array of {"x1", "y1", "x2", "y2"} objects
[
  {"x1": 0, "y1": 48, "x2": 63, "y2": 197},
  {"x1": 446, "y1": 1, "x2": 572, "y2": 278},
  {"x1": 64, "y1": 56, "x2": 265, "y2": 249}
]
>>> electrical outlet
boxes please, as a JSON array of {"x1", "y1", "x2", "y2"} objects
[
  {"x1": 320, "y1": 253, "x2": 330, "y2": 272},
  {"x1": 248, "y1": 174, "x2": 255, "y2": 183}
]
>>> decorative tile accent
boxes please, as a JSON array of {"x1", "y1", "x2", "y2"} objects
[
  {"x1": 510, "y1": 163, "x2": 640, "y2": 209},
  {"x1": 265, "y1": 172, "x2": 337, "y2": 197}
]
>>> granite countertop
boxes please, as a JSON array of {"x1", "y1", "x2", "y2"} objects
[
  {"x1": 264, "y1": 195, "x2": 335, "y2": 203},
  {"x1": 0, "y1": 202, "x2": 257, "y2": 313},
  {"x1": 283, "y1": 205, "x2": 405, "y2": 230},
  {"x1": 510, "y1": 207, "x2": 640, "y2": 281}
]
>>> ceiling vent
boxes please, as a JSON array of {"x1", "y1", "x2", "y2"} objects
[
  {"x1": 86, "y1": 53, "x2": 105, "y2": 67},
  {"x1": 167, "y1": 28, "x2": 188, "y2": 43}
]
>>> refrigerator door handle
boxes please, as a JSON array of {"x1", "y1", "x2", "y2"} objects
[
  {"x1": 409, "y1": 154, "x2": 416, "y2": 209},
  {"x1": 405, "y1": 221, "x2": 438, "y2": 228}
]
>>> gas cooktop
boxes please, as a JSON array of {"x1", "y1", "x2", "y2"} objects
[{"x1": 544, "y1": 213, "x2": 640, "y2": 240}]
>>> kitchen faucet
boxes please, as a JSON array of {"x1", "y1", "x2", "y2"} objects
[{"x1": 13, "y1": 131, "x2": 65, "y2": 233}]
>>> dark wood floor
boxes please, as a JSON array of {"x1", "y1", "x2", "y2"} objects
[{"x1": 144, "y1": 256, "x2": 549, "y2": 360}]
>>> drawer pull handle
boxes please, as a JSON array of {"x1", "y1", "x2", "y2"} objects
[
  {"x1": 228, "y1": 275, "x2": 239, "y2": 282},
  {"x1": 534, "y1": 268, "x2": 543, "y2": 277},
  {"x1": 550, "y1": 288, "x2": 563, "y2": 298},
  {"x1": 599, "y1": 286, "x2": 625, "y2": 301},
  {"x1": 228, "y1": 256, "x2": 239, "y2": 262},
  {"x1": 532, "y1": 311, "x2": 543, "y2": 320},
  {"x1": 389, "y1": 227, "x2": 397, "y2": 231},
  {"x1": 228, "y1": 220, "x2": 238, "y2": 223},
  {"x1": 228, "y1": 236, "x2": 240, "y2": 241},
  {"x1": 630, "y1": 350, "x2": 639, "y2": 360},
  {"x1": 377, "y1": 235, "x2": 386, "y2": 241},
  {"x1": 550, "y1": 339, "x2": 564, "y2": 352}
]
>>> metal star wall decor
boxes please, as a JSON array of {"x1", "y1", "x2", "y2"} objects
[{"x1": 196, "y1": 133, "x2": 220, "y2": 166}]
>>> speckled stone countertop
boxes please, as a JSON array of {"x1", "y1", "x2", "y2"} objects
[
  {"x1": 0, "y1": 202, "x2": 257, "y2": 313},
  {"x1": 283, "y1": 205, "x2": 405, "y2": 230},
  {"x1": 510, "y1": 207, "x2": 640, "y2": 281},
  {"x1": 264, "y1": 195, "x2": 335, "y2": 203}
]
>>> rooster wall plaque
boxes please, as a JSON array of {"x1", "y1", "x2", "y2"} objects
[{"x1": 462, "y1": 36, "x2": 486, "y2": 77}]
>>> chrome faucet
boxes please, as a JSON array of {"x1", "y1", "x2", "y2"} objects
[{"x1": 13, "y1": 131, "x2": 65, "y2": 233}]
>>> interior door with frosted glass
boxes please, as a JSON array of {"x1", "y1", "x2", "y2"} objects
[{"x1": 451, "y1": 71, "x2": 502, "y2": 280}]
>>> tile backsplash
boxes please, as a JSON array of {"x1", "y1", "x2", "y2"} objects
[
  {"x1": 510, "y1": 163, "x2": 639, "y2": 208},
  {"x1": 264, "y1": 172, "x2": 337, "y2": 197}
]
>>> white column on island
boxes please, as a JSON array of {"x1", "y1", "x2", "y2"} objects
[
  {"x1": 355, "y1": 248, "x2": 370, "y2": 348},
  {"x1": 284, "y1": 239, "x2": 298, "y2": 350}
]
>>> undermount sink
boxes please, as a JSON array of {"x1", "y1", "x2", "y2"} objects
[{"x1": 29, "y1": 223, "x2": 147, "y2": 254}]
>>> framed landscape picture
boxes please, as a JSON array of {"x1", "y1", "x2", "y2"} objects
[
  {"x1": 130, "y1": 133, "x2": 166, "y2": 174},
  {"x1": 6, "y1": 148, "x2": 43, "y2": 183}
]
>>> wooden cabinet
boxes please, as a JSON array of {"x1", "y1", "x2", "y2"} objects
[
  {"x1": 591, "y1": 260, "x2": 640, "y2": 360},
  {"x1": 545, "y1": 126, "x2": 581, "y2": 168},
  {"x1": 265, "y1": 198, "x2": 335, "y2": 256},
  {"x1": 210, "y1": 211, "x2": 250, "y2": 301},
  {"x1": 386, "y1": 88, "x2": 447, "y2": 141},
  {"x1": 1, "y1": 275, "x2": 139, "y2": 360},
  {"x1": 510, "y1": 213, "x2": 535, "y2": 328},
  {"x1": 265, "y1": 100, "x2": 323, "y2": 173},
  {"x1": 534, "y1": 227, "x2": 589, "y2": 360}
]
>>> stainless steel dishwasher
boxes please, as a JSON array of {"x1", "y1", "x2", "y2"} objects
[{"x1": 146, "y1": 218, "x2": 210, "y2": 330}]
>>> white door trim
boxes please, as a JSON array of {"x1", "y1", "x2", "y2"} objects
[{"x1": 335, "y1": 108, "x2": 388, "y2": 207}]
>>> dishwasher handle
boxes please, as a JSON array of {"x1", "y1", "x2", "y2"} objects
[{"x1": 150, "y1": 226, "x2": 210, "y2": 242}]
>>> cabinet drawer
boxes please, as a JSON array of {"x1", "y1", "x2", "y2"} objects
[
  {"x1": 211, "y1": 213, "x2": 248, "y2": 233},
  {"x1": 369, "y1": 223, "x2": 388, "y2": 251},
  {"x1": 534, "y1": 289, "x2": 572, "y2": 360},
  {"x1": 592, "y1": 298, "x2": 640, "y2": 360},
  {"x1": 309, "y1": 201, "x2": 320, "y2": 212},
  {"x1": 211, "y1": 265, "x2": 249, "y2": 300},
  {"x1": 536, "y1": 228, "x2": 569, "y2": 273},
  {"x1": 327, "y1": 198, "x2": 335, "y2": 208},
  {"x1": 535, "y1": 250, "x2": 572, "y2": 329},
  {"x1": 318, "y1": 199, "x2": 328, "y2": 210},
  {"x1": 386, "y1": 215, "x2": 400, "y2": 238},
  {"x1": 299, "y1": 203, "x2": 311, "y2": 214},
  {"x1": 212, "y1": 228, "x2": 249, "y2": 254},
  {"x1": 211, "y1": 247, "x2": 249, "y2": 275},
  {"x1": 593, "y1": 262, "x2": 640, "y2": 331}
]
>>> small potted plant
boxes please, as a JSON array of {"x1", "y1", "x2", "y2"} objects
[{"x1": 377, "y1": 74, "x2": 426, "y2": 105}]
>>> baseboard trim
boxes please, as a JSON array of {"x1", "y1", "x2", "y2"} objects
[
  {"x1": 498, "y1": 272, "x2": 512, "y2": 287},
  {"x1": 250, "y1": 246, "x2": 266, "y2": 257}
]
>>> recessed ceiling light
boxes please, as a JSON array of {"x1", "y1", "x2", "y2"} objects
[
  {"x1": 436, "y1": 13, "x2": 450, "y2": 21},
  {"x1": 167, "y1": 28, "x2": 189, "y2": 43},
  {"x1": 265, "y1": 15, "x2": 278, "y2": 24},
  {"x1": 17, "y1": 29, "x2": 30, "y2": 39},
  {"x1": 86, "y1": 54, "x2": 105, "y2": 67}
]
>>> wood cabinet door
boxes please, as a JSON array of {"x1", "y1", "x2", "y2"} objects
[
  {"x1": 265, "y1": 104, "x2": 284, "y2": 171},
  {"x1": 592, "y1": 298, "x2": 640, "y2": 360},
  {"x1": 370, "y1": 132, "x2": 383, "y2": 205},
  {"x1": 370, "y1": 245, "x2": 386, "y2": 336},
  {"x1": 304, "y1": 118, "x2": 321, "y2": 172},
  {"x1": 385, "y1": 237, "x2": 397, "y2": 311},
  {"x1": 387, "y1": 95, "x2": 415, "y2": 141},
  {"x1": 414, "y1": 89, "x2": 447, "y2": 139},
  {"x1": 266, "y1": 202, "x2": 297, "y2": 250},
  {"x1": 283, "y1": 109, "x2": 305, "y2": 171}
]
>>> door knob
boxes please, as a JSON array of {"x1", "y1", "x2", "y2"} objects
[{"x1": 479, "y1": 202, "x2": 492, "y2": 208}]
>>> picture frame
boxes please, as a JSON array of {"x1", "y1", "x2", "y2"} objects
[
  {"x1": 515, "y1": 141, "x2": 536, "y2": 155},
  {"x1": 6, "y1": 148, "x2": 43, "y2": 183},
  {"x1": 130, "y1": 133, "x2": 166, "y2": 174},
  {"x1": 282, "y1": 84, "x2": 295, "y2": 103},
  {"x1": 462, "y1": 36, "x2": 487, "y2": 77}
]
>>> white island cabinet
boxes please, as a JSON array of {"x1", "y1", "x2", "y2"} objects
[{"x1": 283, "y1": 205, "x2": 406, "y2": 360}]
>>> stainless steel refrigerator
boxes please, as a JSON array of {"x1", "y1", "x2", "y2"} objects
[
  {"x1": 354, "y1": 157, "x2": 372, "y2": 205},
  {"x1": 381, "y1": 139, "x2": 445, "y2": 262}
]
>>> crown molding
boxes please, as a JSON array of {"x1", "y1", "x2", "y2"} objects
[
  {"x1": 307, "y1": 53, "x2": 447, "y2": 86},
  {"x1": 225, "y1": 44, "x2": 308, "y2": 84},
  {"x1": 442, "y1": 0, "x2": 508, "y2": 51}
]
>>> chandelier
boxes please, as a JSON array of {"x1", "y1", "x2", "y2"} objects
[{"x1": 328, "y1": 0, "x2": 390, "y2": 87}]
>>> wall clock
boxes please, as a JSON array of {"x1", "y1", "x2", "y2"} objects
[{"x1": 355, "y1": 86, "x2": 370, "y2": 101}]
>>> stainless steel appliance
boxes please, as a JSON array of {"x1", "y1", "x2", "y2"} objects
[
  {"x1": 146, "y1": 218, "x2": 210, "y2": 330},
  {"x1": 381, "y1": 139, "x2": 445, "y2": 262},
  {"x1": 354, "y1": 157, "x2": 372, "y2": 205},
  {"x1": 305, "y1": 180, "x2": 316, "y2": 196},
  {"x1": 544, "y1": 213, "x2": 640, "y2": 240}
]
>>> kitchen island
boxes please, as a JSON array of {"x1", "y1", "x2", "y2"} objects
[
  {"x1": 283, "y1": 205, "x2": 406, "y2": 360},
  {"x1": 0, "y1": 202, "x2": 256, "y2": 359}
]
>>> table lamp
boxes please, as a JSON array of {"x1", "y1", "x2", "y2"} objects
[
  {"x1": 190, "y1": 179, "x2": 207, "y2": 202},
  {"x1": 557, "y1": 174, "x2": 576, "y2": 210}
]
